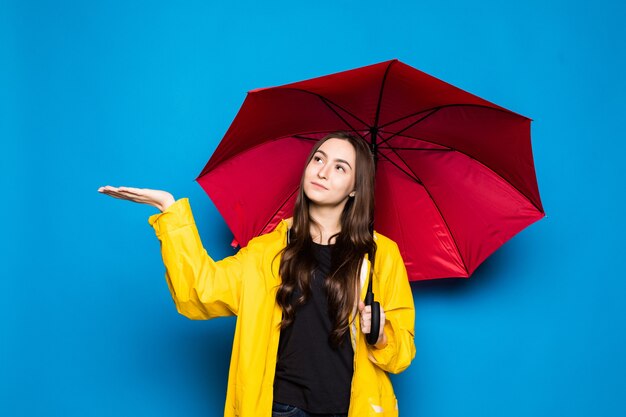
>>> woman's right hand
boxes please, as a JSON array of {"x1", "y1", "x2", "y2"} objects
[{"x1": 98, "y1": 185, "x2": 176, "y2": 212}]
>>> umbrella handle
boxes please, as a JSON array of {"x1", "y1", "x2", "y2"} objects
[{"x1": 364, "y1": 291, "x2": 381, "y2": 345}]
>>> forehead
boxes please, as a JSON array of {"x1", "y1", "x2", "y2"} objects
[{"x1": 316, "y1": 138, "x2": 356, "y2": 162}]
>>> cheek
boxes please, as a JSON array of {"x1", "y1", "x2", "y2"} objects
[
  {"x1": 337, "y1": 176, "x2": 354, "y2": 193},
  {"x1": 345, "y1": 174, "x2": 356, "y2": 190},
  {"x1": 303, "y1": 163, "x2": 315, "y2": 178}
]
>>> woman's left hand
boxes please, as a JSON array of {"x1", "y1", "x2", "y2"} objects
[{"x1": 358, "y1": 300, "x2": 387, "y2": 348}]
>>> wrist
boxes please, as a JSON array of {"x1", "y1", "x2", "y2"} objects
[{"x1": 158, "y1": 196, "x2": 176, "y2": 212}]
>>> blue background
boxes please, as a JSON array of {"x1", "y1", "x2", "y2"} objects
[{"x1": 2, "y1": 0, "x2": 625, "y2": 416}]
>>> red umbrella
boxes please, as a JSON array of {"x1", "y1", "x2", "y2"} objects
[{"x1": 196, "y1": 59, "x2": 545, "y2": 281}]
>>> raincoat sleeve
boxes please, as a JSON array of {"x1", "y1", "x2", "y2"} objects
[
  {"x1": 367, "y1": 241, "x2": 416, "y2": 374},
  {"x1": 148, "y1": 197, "x2": 251, "y2": 320}
]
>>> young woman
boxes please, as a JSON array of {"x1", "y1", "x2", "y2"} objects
[{"x1": 98, "y1": 132, "x2": 416, "y2": 417}]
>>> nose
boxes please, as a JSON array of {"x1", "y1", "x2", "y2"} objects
[{"x1": 317, "y1": 162, "x2": 331, "y2": 179}]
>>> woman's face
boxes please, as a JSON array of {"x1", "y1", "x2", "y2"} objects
[{"x1": 303, "y1": 138, "x2": 357, "y2": 209}]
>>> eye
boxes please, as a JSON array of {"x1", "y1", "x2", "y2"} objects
[
  {"x1": 313, "y1": 156, "x2": 323, "y2": 163},
  {"x1": 336, "y1": 165, "x2": 346, "y2": 172}
]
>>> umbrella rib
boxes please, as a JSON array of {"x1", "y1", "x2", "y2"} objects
[
  {"x1": 373, "y1": 60, "x2": 396, "y2": 131},
  {"x1": 379, "y1": 103, "x2": 526, "y2": 130},
  {"x1": 317, "y1": 96, "x2": 367, "y2": 140},
  {"x1": 377, "y1": 146, "x2": 453, "y2": 151},
  {"x1": 376, "y1": 108, "x2": 441, "y2": 148},
  {"x1": 291, "y1": 129, "x2": 370, "y2": 142},
  {"x1": 379, "y1": 144, "x2": 470, "y2": 275},
  {"x1": 275, "y1": 87, "x2": 371, "y2": 129},
  {"x1": 292, "y1": 132, "x2": 346, "y2": 141},
  {"x1": 197, "y1": 135, "x2": 313, "y2": 179},
  {"x1": 376, "y1": 151, "x2": 422, "y2": 185},
  {"x1": 378, "y1": 130, "x2": 451, "y2": 149},
  {"x1": 198, "y1": 130, "x2": 369, "y2": 180},
  {"x1": 292, "y1": 128, "x2": 375, "y2": 142},
  {"x1": 259, "y1": 183, "x2": 301, "y2": 238},
  {"x1": 379, "y1": 131, "x2": 545, "y2": 214}
]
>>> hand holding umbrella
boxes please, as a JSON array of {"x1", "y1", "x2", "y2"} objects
[{"x1": 358, "y1": 299, "x2": 387, "y2": 348}]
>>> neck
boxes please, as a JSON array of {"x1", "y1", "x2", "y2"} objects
[{"x1": 308, "y1": 204, "x2": 344, "y2": 245}]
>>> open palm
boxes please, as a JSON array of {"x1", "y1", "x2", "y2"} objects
[{"x1": 98, "y1": 185, "x2": 175, "y2": 212}]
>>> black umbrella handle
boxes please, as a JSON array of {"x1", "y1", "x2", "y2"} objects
[{"x1": 364, "y1": 291, "x2": 381, "y2": 346}]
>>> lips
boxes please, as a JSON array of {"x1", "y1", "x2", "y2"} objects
[{"x1": 311, "y1": 181, "x2": 328, "y2": 190}]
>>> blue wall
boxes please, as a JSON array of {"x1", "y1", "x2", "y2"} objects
[{"x1": 2, "y1": 0, "x2": 624, "y2": 416}]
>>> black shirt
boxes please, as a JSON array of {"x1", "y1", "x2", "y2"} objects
[{"x1": 273, "y1": 242, "x2": 354, "y2": 413}]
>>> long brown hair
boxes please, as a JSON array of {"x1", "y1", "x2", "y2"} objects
[{"x1": 275, "y1": 132, "x2": 376, "y2": 347}]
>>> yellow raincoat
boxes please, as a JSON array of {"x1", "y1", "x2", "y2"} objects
[{"x1": 148, "y1": 198, "x2": 416, "y2": 417}]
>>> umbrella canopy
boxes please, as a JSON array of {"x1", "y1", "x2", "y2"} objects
[{"x1": 196, "y1": 59, "x2": 545, "y2": 281}]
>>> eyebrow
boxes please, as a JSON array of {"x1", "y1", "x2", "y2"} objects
[{"x1": 315, "y1": 150, "x2": 353, "y2": 170}]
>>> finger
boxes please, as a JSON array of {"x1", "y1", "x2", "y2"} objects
[
  {"x1": 100, "y1": 188, "x2": 126, "y2": 197},
  {"x1": 100, "y1": 189, "x2": 146, "y2": 203},
  {"x1": 101, "y1": 186, "x2": 133, "y2": 197},
  {"x1": 98, "y1": 185, "x2": 117, "y2": 192},
  {"x1": 104, "y1": 192, "x2": 135, "y2": 201},
  {"x1": 358, "y1": 300, "x2": 365, "y2": 312},
  {"x1": 360, "y1": 319, "x2": 370, "y2": 334},
  {"x1": 99, "y1": 188, "x2": 123, "y2": 197},
  {"x1": 119, "y1": 186, "x2": 143, "y2": 194}
]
